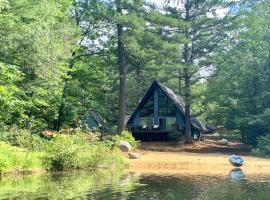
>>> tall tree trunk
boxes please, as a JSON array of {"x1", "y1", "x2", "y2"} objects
[
  {"x1": 184, "y1": 67, "x2": 192, "y2": 143},
  {"x1": 183, "y1": 0, "x2": 192, "y2": 143},
  {"x1": 116, "y1": 0, "x2": 126, "y2": 133}
]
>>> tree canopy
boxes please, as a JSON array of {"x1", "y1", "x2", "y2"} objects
[{"x1": 0, "y1": 0, "x2": 269, "y2": 146}]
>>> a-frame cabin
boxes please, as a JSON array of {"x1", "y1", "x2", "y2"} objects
[{"x1": 127, "y1": 80, "x2": 207, "y2": 141}]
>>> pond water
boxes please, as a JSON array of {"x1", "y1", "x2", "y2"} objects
[{"x1": 1, "y1": 169, "x2": 270, "y2": 200}]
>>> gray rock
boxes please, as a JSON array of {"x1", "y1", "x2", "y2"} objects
[
  {"x1": 128, "y1": 152, "x2": 141, "y2": 159},
  {"x1": 119, "y1": 141, "x2": 132, "y2": 152},
  {"x1": 218, "y1": 138, "x2": 228, "y2": 145}
]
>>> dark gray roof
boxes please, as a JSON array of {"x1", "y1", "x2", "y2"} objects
[
  {"x1": 127, "y1": 80, "x2": 207, "y2": 132},
  {"x1": 191, "y1": 117, "x2": 208, "y2": 132},
  {"x1": 90, "y1": 111, "x2": 105, "y2": 125},
  {"x1": 158, "y1": 82, "x2": 185, "y2": 113},
  {"x1": 157, "y1": 81, "x2": 207, "y2": 132}
]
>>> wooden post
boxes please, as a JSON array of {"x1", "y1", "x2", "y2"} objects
[{"x1": 154, "y1": 87, "x2": 159, "y2": 125}]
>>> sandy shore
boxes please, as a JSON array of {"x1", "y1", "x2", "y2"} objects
[{"x1": 127, "y1": 151, "x2": 270, "y2": 175}]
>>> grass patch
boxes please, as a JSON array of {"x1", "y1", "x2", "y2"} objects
[
  {"x1": 0, "y1": 142, "x2": 43, "y2": 175},
  {"x1": 0, "y1": 129, "x2": 127, "y2": 175}
]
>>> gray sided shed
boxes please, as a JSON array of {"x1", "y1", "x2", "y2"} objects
[{"x1": 85, "y1": 111, "x2": 104, "y2": 130}]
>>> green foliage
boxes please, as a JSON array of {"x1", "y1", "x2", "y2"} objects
[
  {"x1": 168, "y1": 131, "x2": 184, "y2": 142},
  {"x1": 113, "y1": 131, "x2": 139, "y2": 150},
  {"x1": 218, "y1": 130, "x2": 242, "y2": 141},
  {"x1": 0, "y1": 0, "x2": 79, "y2": 130},
  {"x1": 0, "y1": 63, "x2": 24, "y2": 125},
  {"x1": 205, "y1": 1, "x2": 270, "y2": 145},
  {"x1": 78, "y1": 143, "x2": 124, "y2": 169},
  {"x1": 0, "y1": 0, "x2": 267, "y2": 148},
  {"x1": 41, "y1": 135, "x2": 77, "y2": 170},
  {"x1": 0, "y1": 142, "x2": 42, "y2": 174},
  {"x1": 42, "y1": 134, "x2": 125, "y2": 171},
  {"x1": 0, "y1": 130, "x2": 125, "y2": 174},
  {"x1": 257, "y1": 134, "x2": 270, "y2": 156},
  {"x1": 0, "y1": 0, "x2": 9, "y2": 11},
  {"x1": 0, "y1": 127, "x2": 47, "y2": 151}
]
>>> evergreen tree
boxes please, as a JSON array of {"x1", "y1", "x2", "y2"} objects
[
  {"x1": 86, "y1": 0, "x2": 187, "y2": 132},
  {"x1": 163, "y1": 0, "x2": 242, "y2": 143}
]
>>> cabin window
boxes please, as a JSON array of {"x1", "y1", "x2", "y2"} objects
[
  {"x1": 166, "y1": 118, "x2": 177, "y2": 131},
  {"x1": 158, "y1": 90, "x2": 176, "y2": 116},
  {"x1": 139, "y1": 117, "x2": 153, "y2": 128},
  {"x1": 139, "y1": 93, "x2": 154, "y2": 117}
]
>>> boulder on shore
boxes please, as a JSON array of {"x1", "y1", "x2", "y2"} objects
[
  {"x1": 218, "y1": 138, "x2": 228, "y2": 145},
  {"x1": 128, "y1": 152, "x2": 141, "y2": 159},
  {"x1": 119, "y1": 141, "x2": 132, "y2": 152}
]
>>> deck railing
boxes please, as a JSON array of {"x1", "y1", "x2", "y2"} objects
[{"x1": 128, "y1": 124, "x2": 181, "y2": 132}]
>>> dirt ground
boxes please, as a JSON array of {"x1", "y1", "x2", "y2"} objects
[
  {"x1": 127, "y1": 137, "x2": 270, "y2": 175},
  {"x1": 139, "y1": 135, "x2": 252, "y2": 154}
]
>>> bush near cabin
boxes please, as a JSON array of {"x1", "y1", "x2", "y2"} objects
[
  {"x1": 42, "y1": 134, "x2": 125, "y2": 171},
  {"x1": 0, "y1": 128, "x2": 126, "y2": 174},
  {"x1": 257, "y1": 134, "x2": 270, "y2": 156},
  {"x1": 111, "y1": 131, "x2": 139, "y2": 150}
]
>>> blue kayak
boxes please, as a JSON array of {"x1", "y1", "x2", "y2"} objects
[{"x1": 229, "y1": 154, "x2": 244, "y2": 167}]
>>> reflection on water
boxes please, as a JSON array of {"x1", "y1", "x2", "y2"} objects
[
  {"x1": 230, "y1": 168, "x2": 245, "y2": 182},
  {"x1": 0, "y1": 170, "x2": 270, "y2": 200}
]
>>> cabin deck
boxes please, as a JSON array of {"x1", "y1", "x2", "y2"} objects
[{"x1": 131, "y1": 130, "x2": 172, "y2": 141}]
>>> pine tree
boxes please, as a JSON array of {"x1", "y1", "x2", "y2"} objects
[
  {"x1": 116, "y1": 0, "x2": 126, "y2": 133},
  {"x1": 164, "y1": 0, "x2": 241, "y2": 143},
  {"x1": 107, "y1": 0, "x2": 186, "y2": 132}
]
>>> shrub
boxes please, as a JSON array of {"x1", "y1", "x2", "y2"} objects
[
  {"x1": 219, "y1": 130, "x2": 242, "y2": 141},
  {"x1": 0, "y1": 127, "x2": 47, "y2": 151},
  {"x1": 257, "y1": 134, "x2": 270, "y2": 156},
  {"x1": 41, "y1": 135, "x2": 78, "y2": 170},
  {"x1": 78, "y1": 144, "x2": 124, "y2": 169},
  {"x1": 0, "y1": 142, "x2": 42, "y2": 174},
  {"x1": 42, "y1": 134, "x2": 125, "y2": 171},
  {"x1": 112, "y1": 131, "x2": 139, "y2": 150},
  {"x1": 238, "y1": 110, "x2": 270, "y2": 145},
  {"x1": 168, "y1": 131, "x2": 184, "y2": 142}
]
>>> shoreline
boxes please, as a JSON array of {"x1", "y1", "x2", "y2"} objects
[{"x1": 127, "y1": 151, "x2": 270, "y2": 176}]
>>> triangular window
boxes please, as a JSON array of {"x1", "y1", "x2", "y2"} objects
[
  {"x1": 158, "y1": 89, "x2": 176, "y2": 116},
  {"x1": 139, "y1": 91, "x2": 154, "y2": 117}
]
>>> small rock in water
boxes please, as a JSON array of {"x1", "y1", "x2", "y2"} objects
[
  {"x1": 128, "y1": 152, "x2": 141, "y2": 159},
  {"x1": 119, "y1": 141, "x2": 132, "y2": 152}
]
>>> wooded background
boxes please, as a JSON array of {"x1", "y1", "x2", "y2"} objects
[{"x1": 0, "y1": 0, "x2": 269, "y2": 145}]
